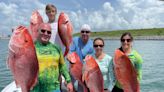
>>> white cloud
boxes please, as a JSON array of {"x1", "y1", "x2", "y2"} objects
[
  {"x1": 113, "y1": 0, "x2": 164, "y2": 29},
  {"x1": 1, "y1": 0, "x2": 164, "y2": 35},
  {"x1": 68, "y1": 0, "x2": 164, "y2": 32},
  {"x1": 0, "y1": 1, "x2": 45, "y2": 35},
  {"x1": 0, "y1": 2, "x2": 18, "y2": 16},
  {"x1": 103, "y1": 2, "x2": 114, "y2": 12},
  {"x1": 68, "y1": 2, "x2": 130, "y2": 31}
]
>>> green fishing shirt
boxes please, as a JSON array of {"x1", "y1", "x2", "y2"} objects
[{"x1": 31, "y1": 41, "x2": 71, "y2": 92}]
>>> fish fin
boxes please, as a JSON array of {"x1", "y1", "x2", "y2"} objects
[
  {"x1": 82, "y1": 71, "x2": 89, "y2": 82},
  {"x1": 82, "y1": 71, "x2": 86, "y2": 82},
  {"x1": 15, "y1": 80, "x2": 19, "y2": 87},
  {"x1": 64, "y1": 47, "x2": 69, "y2": 57},
  {"x1": 31, "y1": 77, "x2": 38, "y2": 90}
]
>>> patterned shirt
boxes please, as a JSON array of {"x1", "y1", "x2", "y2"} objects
[{"x1": 31, "y1": 41, "x2": 71, "y2": 92}]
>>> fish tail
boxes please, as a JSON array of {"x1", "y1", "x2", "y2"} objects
[{"x1": 64, "y1": 47, "x2": 69, "y2": 57}]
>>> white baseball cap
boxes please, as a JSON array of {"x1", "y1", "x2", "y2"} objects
[{"x1": 81, "y1": 24, "x2": 91, "y2": 31}]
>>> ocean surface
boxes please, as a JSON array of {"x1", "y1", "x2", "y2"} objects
[{"x1": 0, "y1": 39, "x2": 164, "y2": 92}]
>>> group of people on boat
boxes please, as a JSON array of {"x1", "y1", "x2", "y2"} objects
[{"x1": 7, "y1": 3, "x2": 143, "y2": 92}]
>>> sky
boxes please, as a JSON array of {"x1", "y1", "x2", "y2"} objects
[{"x1": 0, "y1": 0, "x2": 164, "y2": 35}]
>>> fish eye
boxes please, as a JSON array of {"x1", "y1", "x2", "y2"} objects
[
  {"x1": 25, "y1": 40, "x2": 28, "y2": 43},
  {"x1": 64, "y1": 20, "x2": 68, "y2": 24},
  {"x1": 30, "y1": 22, "x2": 34, "y2": 25}
]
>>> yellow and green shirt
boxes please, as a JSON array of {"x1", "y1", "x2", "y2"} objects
[{"x1": 31, "y1": 41, "x2": 71, "y2": 92}]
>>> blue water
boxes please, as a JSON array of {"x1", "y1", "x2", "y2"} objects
[
  {"x1": 0, "y1": 39, "x2": 13, "y2": 91},
  {"x1": 0, "y1": 39, "x2": 164, "y2": 92}
]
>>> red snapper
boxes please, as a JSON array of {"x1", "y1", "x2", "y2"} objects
[
  {"x1": 82, "y1": 55, "x2": 104, "y2": 92},
  {"x1": 29, "y1": 10, "x2": 43, "y2": 42},
  {"x1": 7, "y1": 26, "x2": 39, "y2": 92},
  {"x1": 114, "y1": 49, "x2": 140, "y2": 92},
  {"x1": 67, "y1": 52, "x2": 88, "y2": 92},
  {"x1": 58, "y1": 12, "x2": 73, "y2": 56}
]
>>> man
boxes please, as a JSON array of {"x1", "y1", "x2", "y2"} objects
[
  {"x1": 70, "y1": 24, "x2": 94, "y2": 62},
  {"x1": 69, "y1": 24, "x2": 95, "y2": 91},
  {"x1": 31, "y1": 23, "x2": 73, "y2": 92}
]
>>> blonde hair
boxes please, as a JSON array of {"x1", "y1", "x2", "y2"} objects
[{"x1": 45, "y1": 4, "x2": 57, "y2": 13}]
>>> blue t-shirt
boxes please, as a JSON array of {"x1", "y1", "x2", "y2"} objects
[{"x1": 69, "y1": 37, "x2": 95, "y2": 63}]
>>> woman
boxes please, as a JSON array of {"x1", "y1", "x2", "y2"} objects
[
  {"x1": 112, "y1": 32, "x2": 143, "y2": 92},
  {"x1": 93, "y1": 37, "x2": 116, "y2": 92},
  {"x1": 31, "y1": 23, "x2": 73, "y2": 92}
]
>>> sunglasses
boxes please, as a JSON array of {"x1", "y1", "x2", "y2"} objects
[
  {"x1": 40, "y1": 29, "x2": 51, "y2": 34},
  {"x1": 81, "y1": 30, "x2": 90, "y2": 34},
  {"x1": 121, "y1": 39, "x2": 131, "y2": 42},
  {"x1": 93, "y1": 44, "x2": 104, "y2": 48}
]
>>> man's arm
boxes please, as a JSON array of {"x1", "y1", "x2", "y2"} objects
[{"x1": 59, "y1": 49, "x2": 73, "y2": 92}]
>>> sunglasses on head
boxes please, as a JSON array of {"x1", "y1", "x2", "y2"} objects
[
  {"x1": 121, "y1": 39, "x2": 131, "y2": 42},
  {"x1": 40, "y1": 29, "x2": 51, "y2": 34},
  {"x1": 81, "y1": 30, "x2": 90, "y2": 34},
  {"x1": 93, "y1": 44, "x2": 104, "y2": 48}
]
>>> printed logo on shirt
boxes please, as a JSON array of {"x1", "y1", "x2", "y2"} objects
[{"x1": 39, "y1": 49, "x2": 52, "y2": 55}]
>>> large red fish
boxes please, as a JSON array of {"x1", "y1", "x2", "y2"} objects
[
  {"x1": 67, "y1": 52, "x2": 88, "y2": 92},
  {"x1": 29, "y1": 10, "x2": 43, "y2": 42},
  {"x1": 82, "y1": 55, "x2": 104, "y2": 92},
  {"x1": 58, "y1": 12, "x2": 73, "y2": 56},
  {"x1": 114, "y1": 49, "x2": 140, "y2": 92},
  {"x1": 7, "y1": 26, "x2": 39, "y2": 92}
]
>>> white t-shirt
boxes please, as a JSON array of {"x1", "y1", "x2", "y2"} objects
[{"x1": 49, "y1": 22, "x2": 65, "y2": 54}]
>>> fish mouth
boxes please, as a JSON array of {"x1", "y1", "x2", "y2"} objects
[
  {"x1": 70, "y1": 62, "x2": 75, "y2": 64},
  {"x1": 69, "y1": 59, "x2": 76, "y2": 64},
  {"x1": 8, "y1": 45, "x2": 15, "y2": 53},
  {"x1": 8, "y1": 42, "x2": 24, "y2": 54},
  {"x1": 8, "y1": 40, "x2": 17, "y2": 53},
  {"x1": 63, "y1": 20, "x2": 69, "y2": 24}
]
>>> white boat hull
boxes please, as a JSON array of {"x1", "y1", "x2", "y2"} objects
[{"x1": 2, "y1": 81, "x2": 22, "y2": 92}]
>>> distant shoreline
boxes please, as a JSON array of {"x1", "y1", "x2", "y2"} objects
[
  {"x1": 90, "y1": 36, "x2": 164, "y2": 40},
  {"x1": 1, "y1": 36, "x2": 164, "y2": 40},
  {"x1": 0, "y1": 37, "x2": 10, "y2": 40}
]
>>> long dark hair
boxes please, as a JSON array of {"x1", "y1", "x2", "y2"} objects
[
  {"x1": 119, "y1": 32, "x2": 133, "y2": 52},
  {"x1": 120, "y1": 32, "x2": 133, "y2": 42}
]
